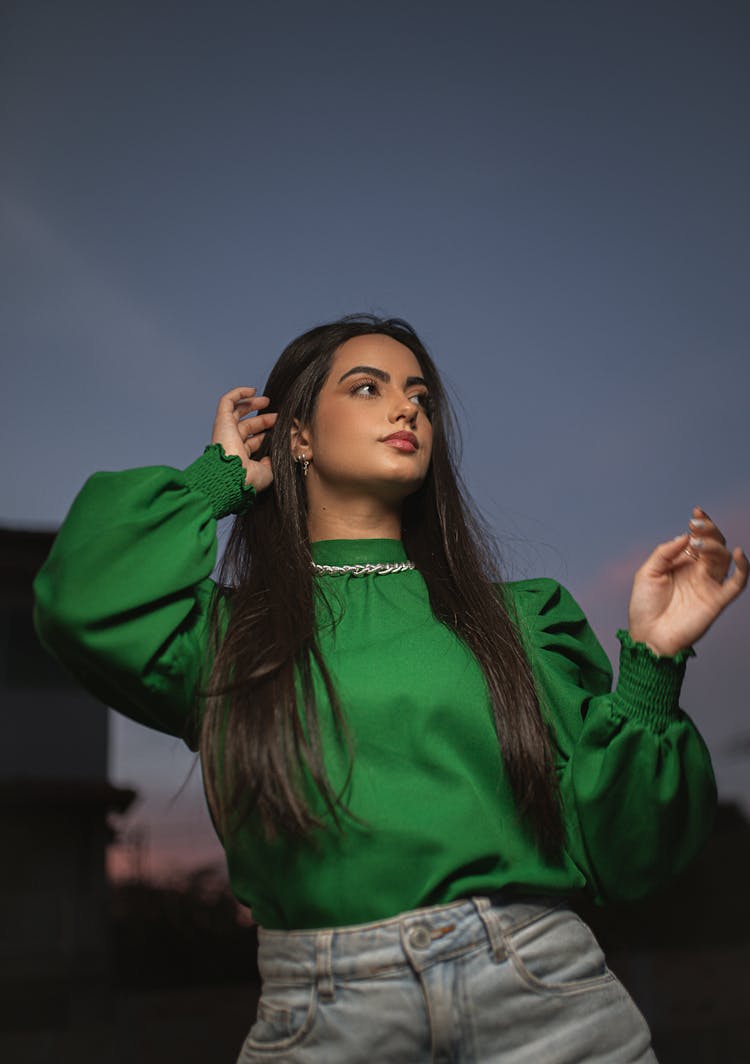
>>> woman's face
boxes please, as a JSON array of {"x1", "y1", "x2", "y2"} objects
[{"x1": 297, "y1": 334, "x2": 434, "y2": 502}]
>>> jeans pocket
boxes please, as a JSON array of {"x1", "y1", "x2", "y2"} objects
[
  {"x1": 505, "y1": 905, "x2": 616, "y2": 995},
  {"x1": 239, "y1": 981, "x2": 318, "y2": 1057}
]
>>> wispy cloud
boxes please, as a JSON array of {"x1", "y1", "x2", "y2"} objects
[{"x1": 1, "y1": 183, "x2": 200, "y2": 395}]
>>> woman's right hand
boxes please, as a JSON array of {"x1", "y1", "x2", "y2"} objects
[{"x1": 211, "y1": 387, "x2": 278, "y2": 493}]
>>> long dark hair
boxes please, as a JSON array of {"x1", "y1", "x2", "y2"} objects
[{"x1": 201, "y1": 315, "x2": 563, "y2": 857}]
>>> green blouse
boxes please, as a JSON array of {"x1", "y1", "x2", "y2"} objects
[{"x1": 33, "y1": 445, "x2": 716, "y2": 930}]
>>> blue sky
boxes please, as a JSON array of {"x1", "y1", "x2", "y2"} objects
[{"x1": 3, "y1": 1, "x2": 748, "y2": 879}]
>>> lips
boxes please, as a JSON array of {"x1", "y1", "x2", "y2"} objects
[{"x1": 382, "y1": 431, "x2": 418, "y2": 451}]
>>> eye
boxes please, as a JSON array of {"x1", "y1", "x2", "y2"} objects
[
  {"x1": 349, "y1": 378, "x2": 380, "y2": 398},
  {"x1": 409, "y1": 391, "x2": 432, "y2": 416}
]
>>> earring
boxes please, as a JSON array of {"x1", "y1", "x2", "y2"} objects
[{"x1": 297, "y1": 453, "x2": 310, "y2": 477}]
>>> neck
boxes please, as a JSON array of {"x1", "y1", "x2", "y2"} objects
[{"x1": 305, "y1": 483, "x2": 403, "y2": 542}]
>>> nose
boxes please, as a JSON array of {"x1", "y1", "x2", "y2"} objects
[{"x1": 389, "y1": 395, "x2": 419, "y2": 425}]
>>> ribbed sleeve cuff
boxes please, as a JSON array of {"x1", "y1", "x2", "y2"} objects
[
  {"x1": 183, "y1": 444, "x2": 256, "y2": 519},
  {"x1": 612, "y1": 629, "x2": 695, "y2": 734}
]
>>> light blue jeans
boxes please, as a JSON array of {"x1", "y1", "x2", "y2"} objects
[{"x1": 237, "y1": 895, "x2": 657, "y2": 1063}]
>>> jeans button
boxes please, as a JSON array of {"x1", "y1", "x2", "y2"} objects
[{"x1": 408, "y1": 925, "x2": 432, "y2": 949}]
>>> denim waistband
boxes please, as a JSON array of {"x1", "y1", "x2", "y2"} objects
[{"x1": 256, "y1": 895, "x2": 566, "y2": 1001}]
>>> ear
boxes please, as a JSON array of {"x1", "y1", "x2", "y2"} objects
[{"x1": 290, "y1": 418, "x2": 312, "y2": 458}]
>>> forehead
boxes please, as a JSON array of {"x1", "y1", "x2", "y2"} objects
[{"x1": 328, "y1": 334, "x2": 423, "y2": 379}]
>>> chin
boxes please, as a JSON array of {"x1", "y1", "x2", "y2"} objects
[{"x1": 375, "y1": 471, "x2": 427, "y2": 503}]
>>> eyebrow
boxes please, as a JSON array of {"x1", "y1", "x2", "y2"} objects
[{"x1": 337, "y1": 365, "x2": 427, "y2": 388}]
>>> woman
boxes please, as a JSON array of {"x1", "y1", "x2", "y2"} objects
[{"x1": 34, "y1": 315, "x2": 747, "y2": 1062}]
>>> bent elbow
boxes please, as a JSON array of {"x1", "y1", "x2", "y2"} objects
[{"x1": 32, "y1": 564, "x2": 84, "y2": 662}]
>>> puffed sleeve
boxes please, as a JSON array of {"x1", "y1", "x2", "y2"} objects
[
  {"x1": 509, "y1": 578, "x2": 717, "y2": 903},
  {"x1": 33, "y1": 444, "x2": 254, "y2": 748}
]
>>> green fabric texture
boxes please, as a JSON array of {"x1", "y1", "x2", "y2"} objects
[
  {"x1": 33, "y1": 448, "x2": 717, "y2": 930},
  {"x1": 184, "y1": 442, "x2": 256, "y2": 519}
]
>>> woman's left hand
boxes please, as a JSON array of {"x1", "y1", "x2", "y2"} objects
[{"x1": 628, "y1": 507, "x2": 748, "y2": 657}]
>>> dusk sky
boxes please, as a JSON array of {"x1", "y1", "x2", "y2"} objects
[{"x1": 3, "y1": 1, "x2": 748, "y2": 880}]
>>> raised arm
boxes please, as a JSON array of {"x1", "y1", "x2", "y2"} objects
[
  {"x1": 511, "y1": 511, "x2": 746, "y2": 903},
  {"x1": 33, "y1": 388, "x2": 276, "y2": 746}
]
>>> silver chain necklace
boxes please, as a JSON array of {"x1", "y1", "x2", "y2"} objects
[{"x1": 311, "y1": 561, "x2": 416, "y2": 577}]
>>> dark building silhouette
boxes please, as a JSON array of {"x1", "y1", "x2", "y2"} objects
[{"x1": 0, "y1": 528, "x2": 135, "y2": 1038}]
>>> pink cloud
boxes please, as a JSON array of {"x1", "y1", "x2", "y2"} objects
[
  {"x1": 107, "y1": 832, "x2": 225, "y2": 884},
  {"x1": 579, "y1": 489, "x2": 750, "y2": 622}
]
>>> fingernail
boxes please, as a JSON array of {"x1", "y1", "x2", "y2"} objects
[
  {"x1": 689, "y1": 536, "x2": 704, "y2": 549},
  {"x1": 690, "y1": 518, "x2": 707, "y2": 530}
]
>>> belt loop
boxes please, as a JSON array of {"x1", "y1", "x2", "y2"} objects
[
  {"x1": 472, "y1": 896, "x2": 507, "y2": 964},
  {"x1": 315, "y1": 930, "x2": 336, "y2": 1002}
]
